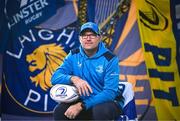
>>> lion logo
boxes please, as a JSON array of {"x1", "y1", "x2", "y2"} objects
[{"x1": 26, "y1": 43, "x2": 67, "y2": 91}]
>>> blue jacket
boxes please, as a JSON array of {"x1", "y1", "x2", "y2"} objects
[{"x1": 51, "y1": 42, "x2": 120, "y2": 109}]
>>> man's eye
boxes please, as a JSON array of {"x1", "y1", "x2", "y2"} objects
[{"x1": 82, "y1": 34, "x2": 97, "y2": 39}]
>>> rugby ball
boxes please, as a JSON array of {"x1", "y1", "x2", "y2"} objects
[{"x1": 50, "y1": 84, "x2": 79, "y2": 103}]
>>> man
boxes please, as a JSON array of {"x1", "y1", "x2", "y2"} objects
[{"x1": 51, "y1": 22, "x2": 121, "y2": 120}]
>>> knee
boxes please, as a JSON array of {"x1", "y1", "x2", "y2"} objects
[
  {"x1": 53, "y1": 105, "x2": 62, "y2": 119},
  {"x1": 92, "y1": 103, "x2": 115, "y2": 119},
  {"x1": 53, "y1": 104, "x2": 67, "y2": 120},
  {"x1": 92, "y1": 102, "x2": 120, "y2": 120},
  {"x1": 92, "y1": 105, "x2": 111, "y2": 116}
]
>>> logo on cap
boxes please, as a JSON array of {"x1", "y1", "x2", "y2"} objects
[{"x1": 80, "y1": 22, "x2": 100, "y2": 35}]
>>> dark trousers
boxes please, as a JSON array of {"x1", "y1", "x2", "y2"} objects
[{"x1": 53, "y1": 101, "x2": 121, "y2": 121}]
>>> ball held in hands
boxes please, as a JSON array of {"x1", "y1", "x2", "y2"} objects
[{"x1": 50, "y1": 84, "x2": 79, "y2": 103}]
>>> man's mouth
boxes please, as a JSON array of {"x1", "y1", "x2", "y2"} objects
[{"x1": 85, "y1": 43, "x2": 92, "y2": 45}]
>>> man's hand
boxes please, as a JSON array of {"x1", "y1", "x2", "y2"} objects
[
  {"x1": 64, "y1": 102, "x2": 83, "y2": 119},
  {"x1": 71, "y1": 76, "x2": 93, "y2": 96}
]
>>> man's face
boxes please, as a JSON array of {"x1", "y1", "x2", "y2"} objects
[{"x1": 80, "y1": 31, "x2": 101, "y2": 51}]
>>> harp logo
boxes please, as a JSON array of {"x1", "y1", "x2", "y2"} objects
[{"x1": 55, "y1": 87, "x2": 67, "y2": 98}]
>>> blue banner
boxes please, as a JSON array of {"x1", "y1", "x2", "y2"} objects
[
  {"x1": 0, "y1": 0, "x2": 5, "y2": 30},
  {"x1": 4, "y1": 0, "x2": 56, "y2": 37},
  {"x1": 3, "y1": 26, "x2": 80, "y2": 115}
]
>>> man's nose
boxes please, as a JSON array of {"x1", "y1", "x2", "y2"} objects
[{"x1": 86, "y1": 36, "x2": 91, "y2": 40}]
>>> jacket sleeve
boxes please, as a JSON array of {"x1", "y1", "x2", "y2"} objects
[
  {"x1": 51, "y1": 52, "x2": 73, "y2": 85},
  {"x1": 83, "y1": 56, "x2": 120, "y2": 109}
]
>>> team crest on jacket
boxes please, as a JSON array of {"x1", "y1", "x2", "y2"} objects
[
  {"x1": 3, "y1": 28, "x2": 79, "y2": 113},
  {"x1": 96, "y1": 65, "x2": 104, "y2": 73}
]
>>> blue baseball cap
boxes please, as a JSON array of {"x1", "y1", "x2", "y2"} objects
[{"x1": 80, "y1": 22, "x2": 100, "y2": 35}]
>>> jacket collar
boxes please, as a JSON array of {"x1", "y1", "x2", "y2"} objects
[{"x1": 79, "y1": 42, "x2": 108, "y2": 58}]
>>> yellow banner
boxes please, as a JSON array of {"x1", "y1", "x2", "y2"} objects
[{"x1": 136, "y1": 0, "x2": 180, "y2": 120}]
